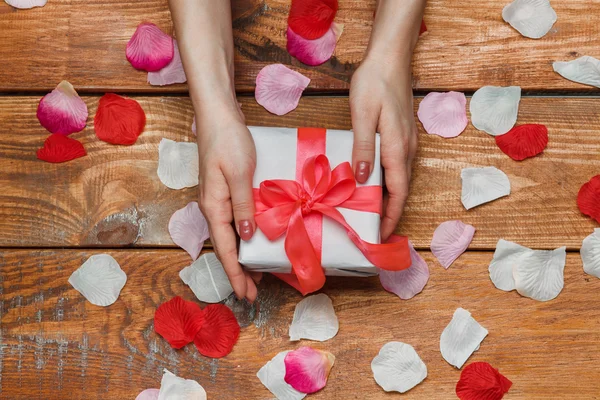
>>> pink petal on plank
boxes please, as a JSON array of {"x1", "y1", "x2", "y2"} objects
[
  {"x1": 286, "y1": 25, "x2": 337, "y2": 66},
  {"x1": 255, "y1": 64, "x2": 310, "y2": 116},
  {"x1": 135, "y1": 389, "x2": 160, "y2": 400},
  {"x1": 37, "y1": 81, "x2": 88, "y2": 135},
  {"x1": 417, "y1": 92, "x2": 468, "y2": 138},
  {"x1": 168, "y1": 202, "x2": 210, "y2": 261},
  {"x1": 284, "y1": 347, "x2": 335, "y2": 394},
  {"x1": 191, "y1": 116, "x2": 196, "y2": 136},
  {"x1": 5, "y1": 0, "x2": 46, "y2": 8},
  {"x1": 148, "y1": 40, "x2": 187, "y2": 86},
  {"x1": 126, "y1": 22, "x2": 174, "y2": 72},
  {"x1": 431, "y1": 220, "x2": 476, "y2": 269},
  {"x1": 379, "y1": 240, "x2": 429, "y2": 300}
]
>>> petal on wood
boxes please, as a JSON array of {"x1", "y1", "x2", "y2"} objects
[
  {"x1": 194, "y1": 304, "x2": 240, "y2": 358},
  {"x1": 157, "y1": 138, "x2": 199, "y2": 190},
  {"x1": 135, "y1": 389, "x2": 160, "y2": 400},
  {"x1": 417, "y1": 91, "x2": 468, "y2": 138},
  {"x1": 461, "y1": 167, "x2": 511, "y2": 210},
  {"x1": 440, "y1": 308, "x2": 488, "y2": 369},
  {"x1": 553, "y1": 56, "x2": 600, "y2": 89},
  {"x1": 157, "y1": 369, "x2": 207, "y2": 400},
  {"x1": 456, "y1": 362, "x2": 512, "y2": 400},
  {"x1": 168, "y1": 201, "x2": 209, "y2": 261},
  {"x1": 288, "y1": 0, "x2": 338, "y2": 40},
  {"x1": 37, "y1": 134, "x2": 87, "y2": 164},
  {"x1": 68, "y1": 254, "x2": 127, "y2": 307},
  {"x1": 94, "y1": 93, "x2": 146, "y2": 145},
  {"x1": 379, "y1": 241, "x2": 430, "y2": 300},
  {"x1": 431, "y1": 220, "x2": 475, "y2": 269},
  {"x1": 179, "y1": 253, "x2": 234, "y2": 303},
  {"x1": 371, "y1": 342, "x2": 428, "y2": 393},
  {"x1": 513, "y1": 246, "x2": 566, "y2": 302},
  {"x1": 488, "y1": 239, "x2": 531, "y2": 291},
  {"x1": 126, "y1": 22, "x2": 174, "y2": 72},
  {"x1": 4, "y1": 0, "x2": 46, "y2": 8},
  {"x1": 255, "y1": 64, "x2": 310, "y2": 116},
  {"x1": 577, "y1": 175, "x2": 600, "y2": 223},
  {"x1": 286, "y1": 25, "x2": 337, "y2": 66},
  {"x1": 148, "y1": 40, "x2": 187, "y2": 86},
  {"x1": 154, "y1": 296, "x2": 205, "y2": 349},
  {"x1": 289, "y1": 293, "x2": 339, "y2": 341},
  {"x1": 502, "y1": 0, "x2": 557, "y2": 39},
  {"x1": 470, "y1": 86, "x2": 521, "y2": 136},
  {"x1": 284, "y1": 347, "x2": 335, "y2": 394},
  {"x1": 257, "y1": 351, "x2": 307, "y2": 400},
  {"x1": 582, "y1": 229, "x2": 600, "y2": 278},
  {"x1": 495, "y1": 124, "x2": 548, "y2": 161},
  {"x1": 37, "y1": 81, "x2": 88, "y2": 135}
]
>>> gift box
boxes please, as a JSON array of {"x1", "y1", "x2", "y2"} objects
[{"x1": 238, "y1": 127, "x2": 410, "y2": 294}]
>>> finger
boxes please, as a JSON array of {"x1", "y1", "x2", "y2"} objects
[
  {"x1": 351, "y1": 100, "x2": 379, "y2": 184},
  {"x1": 249, "y1": 271, "x2": 263, "y2": 285},
  {"x1": 380, "y1": 161, "x2": 410, "y2": 240},
  {"x1": 245, "y1": 274, "x2": 258, "y2": 303},
  {"x1": 225, "y1": 167, "x2": 256, "y2": 242}
]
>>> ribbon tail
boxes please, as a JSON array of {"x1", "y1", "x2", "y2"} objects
[
  {"x1": 272, "y1": 273, "x2": 312, "y2": 296},
  {"x1": 314, "y1": 204, "x2": 411, "y2": 271}
]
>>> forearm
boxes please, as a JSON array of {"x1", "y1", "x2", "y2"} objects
[{"x1": 168, "y1": 0, "x2": 239, "y2": 118}]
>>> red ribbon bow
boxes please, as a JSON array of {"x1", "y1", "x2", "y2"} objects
[{"x1": 254, "y1": 154, "x2": 411, "y2": 294}]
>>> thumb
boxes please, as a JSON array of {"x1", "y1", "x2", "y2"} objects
[{"x1": 351, "y1": 100, "x2": 378, "y2": 184}]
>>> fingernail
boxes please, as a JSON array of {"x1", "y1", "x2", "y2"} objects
[
  {"x1": 355, "y1": 161, "x2": 370, "y2": 184},
  {"x1": 238, "y1": 220, "x2": 254, "y2": 241}
]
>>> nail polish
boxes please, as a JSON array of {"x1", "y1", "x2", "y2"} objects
[
  {"x1": 238, "y1": 220, "x2": 254, "y2": 241},
  {"x1": 355, "y1": 161, "x2": 370, "y2": 184}
]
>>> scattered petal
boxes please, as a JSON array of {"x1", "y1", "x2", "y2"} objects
[
  {"x1": 154, "y1": 296, "x2": 205, "y2": 349},
  {"x1": 461, "y1": 167, "x2": 511, "y2": 210},
  {"x1": 37, "y1": 134, "x2": 87, "y2": 163},
  {"x1": 135, "y1": 389, "x2": 160, "y2": 400},
  {"x1": 289, "y1": 293, "x2": 339, "y2": 342},
  {"x1": 284, "y1": 347, "x2": 335, "y2": 394},
  {"x1": 157, "y1": 369, "x2": 207, "y2": 400},
  {"x1": 502, "y1": 0, "x2": 557, "y2": 39},
  {"x1": 148, "y1": 40, "x2": 187, "y2": 86},
  {"x1": 513, "y1": 246, "x2": 566, "y2": 301},
  {"x1": 94, "y1": 93, "x2": 146, "y2": 145},
  {"x1": 488, "y1": 239, "x2": 530, "y2": 291},
  {"x1": 157, "y1": 138, "x2": 199, "y2": 190},
  {"x1": 288, "y1": 0, "x2": 338, "y2": 40},
  {"x1": 126, "y1": 22, "x2": 174, "y2": 72},
  {"x1": 495, "y1": 124, "x2": 548, "y2": 161},
  {"x1": 257, "y1": 351, "x2": 307, "y2": 400},
  {"x1": 191, "y1": 116, "x2": 196, "y2": 136},
  {"x1": 68, "y1": 254, "x2": 127, "y2": 307},
  {"x1": 553, "y1": 56, "x2": 600, "y2": 89},
  {"x1": 37, "y1": 81, "x2": 88, "y2": 135},
  {"x1": 440, "y1": 308, "x2": 488, "y2": 369},
  {"x1": 180, "y1": 253, "x2": 233, "y2": 303},
  {"x1": 379, "y1": 240, "x2": 429, "y2": 300},
  {"x1": 417, "y1": 92, "x2": 468, "y2": 138},
  {"x1": 431, "y1": 221, "x2": 475, "y2": 269},
  {"x1": 255, "y1": 64, "x2": 310, "y2": 116},
  {"x1": 4, "y1": 0, "x2": 46, "y2": 8},
  {"x1": 194, "y1": 304, "x2": 240, "y2": 358},
  {"x1": 578, "y1": 175, "x2": 600, "y2": 223},
  {"x1": 582, "y1": 229, "x2": 600, "y2": 278},
  {"x1": 286, "y1": 26, "x2": 336, "y2": 66},
  {"x1": 419, "y1": 20, "x2": 428, "y2": 36},
  {"x1": 456, "y1": 362, "x2": 512, "y2": 400},
  {"x1": 371, "y1": 342, "x2": 427, "y2": 393},
  {"x1": 168, "y1": 202, "x2": 209, "y2": 261},
  {"x1": 332, "y1": 22, "x2": 344, "y2": 42},
  {"x1": 470, "y1": 86, "x2": 521, "y2": 136}
]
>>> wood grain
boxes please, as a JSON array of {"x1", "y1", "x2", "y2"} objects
[
  {"x1": 0, "y1": 249, "x2": 599, "y2": 399},
  {"x1": 1, "y1": 0, "x2": 600, "y2": 92},
  {"x1": 0, "y1": 96, "x2": 598, "y2": 250}
]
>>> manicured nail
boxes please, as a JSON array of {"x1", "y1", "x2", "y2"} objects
[
  {"x1": 238, "y1": 220, "x2": 254, "y2": 241},
  {"x1": 355, "y1": 161, "x2": 370, "y2": 184}
]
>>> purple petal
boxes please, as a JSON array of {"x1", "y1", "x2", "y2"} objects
[
  {"x1": 431, "y1": 220, "x2": 476, "y2": 269},
  {"x1": 417, "y1": 92, "x2": 468, "y2": 138},
  {"x1": 286, "y1": 25, "x2": 337, "y2": 66},
  {"x1": 255, "y1": 64, "x2": 310, "y2": 116},
  {"x1": 379, "y1": 242, "x2": 429, "y2": 300},
  {"x1": 168, "y1": 202, "x2": 210, "y2": 261}
]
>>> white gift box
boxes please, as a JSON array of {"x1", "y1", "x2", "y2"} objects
[{"x1": 238, "y1": 126, "x2": 382, "y2": 277}]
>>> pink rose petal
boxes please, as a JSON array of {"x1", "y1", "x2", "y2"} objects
[
  {"x1": 126, "y1": 22, "x2": 174, "y2": 72},
  {"x1": 168, "y1": 202, "x2": 210, "y2": 261},
  {"x1": 379, "y1": 241, "x2": 429, "y2": 300},
  {"x1": 417, "y1": 92, "x2": 468, "y2": 138},
  {"x1": 37, "y1": 80, "x2": 88, "y2": 135},
  {"x1": 135, "y1": 388, "x2": 159, "y2": 400},
  {"x1": 431, "y1": 220, "x2": 476, "y2": 269},
  {"x1": 148, "y1": 40, "x2": 187, "y2": 86},
  {"x1": 191, "y1": 116, "x2": 196, "y2": 136},
  {"x1": 286, "y1": 25, "x2": 337, "y2": 66},
  {"x1": 255, "y1": 64, "x2": 310, "y2": 116},
  {"x1": 5, "y1": 0, "x2": 46, "y2": 8},
  {"x1": 284, "y1": 346, "x2": 335, "y2": 394}
]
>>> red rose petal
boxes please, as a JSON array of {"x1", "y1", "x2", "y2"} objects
[
  {"x1": 154, "y1": 296, "x2": 205, "y2": 349},
  {"x1": 578, "y1": 175, "x2": 600, "y2": 223},
  {"x1": 495, "y1": 124, "x2": 548, "y2": 161},
  {"x1": 194, "y1": 304, "x2": 240, "y2": 358},
  {"x1": 94, "y1": 93, "x2": 146, "y2": 145},
  {"x1": 36, "y1": 134, "x2": 87, "y2": 163},
  {"x1": 456, "y1": 362, "x2": 512, "y2": 400},
  {"x1": 420, "y1": 20, "x2": 428, "y2": 36},
  {"x1": 288, "y1": 0, "x2": 338, "y2": 40}
]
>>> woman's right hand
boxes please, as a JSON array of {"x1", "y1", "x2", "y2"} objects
[{"x1": 195, "y1": 106, "x2": 261, "y2": 302}]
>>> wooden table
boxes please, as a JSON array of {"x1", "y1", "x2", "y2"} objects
[{"x1": 1, "y1": 0, "x2": 599, "y2": 398}]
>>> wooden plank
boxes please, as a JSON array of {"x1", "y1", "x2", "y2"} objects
[
  {"x1": 0, "y1": 249, "x2": 598, "y2": 399},
  {"x1": 1, "y1": 0, "x2": 600, "y2": 92},
  {"x1": 0, "y1": 95, "x2": 598, "y2": 250}
]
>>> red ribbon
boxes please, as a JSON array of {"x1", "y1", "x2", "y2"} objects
[{"x1": 253, "y1": 128, "x2": 411, "y2": 295}]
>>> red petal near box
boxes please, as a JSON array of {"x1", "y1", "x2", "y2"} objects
[
  {"x1": 578, "y1": 175, "x2": 600, "y2": 223},
  {"x1": 37, "y1": 134, "x2": 87, "y2": 163},
  {"x1": 126, "y1": 22, "x2": 174, "y2": 72},
  {"x1": 288, "y1": 0, "x2": 338, "y2": 40},
  {"x1": 154, "y1": 296, "x2": 205, "y2": 349},
  {"x1": 420, "y1": 20, "x2": 427, "y2": 35},
  {"x1": 94, "y1": 93, "x2": 146, "y2": 145},
  {"x1": 456, "y1": 362, "x2": 512, "y2": 400},
  {"x1": 37, "y1": 80, "x2": 88, "y2": 135},
  {"x1": 194, "y1": 304, "x2": 240, "y2": 358},
  {"x1": 495, "y1": 124, "x2": 548, "y2": 161}
]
